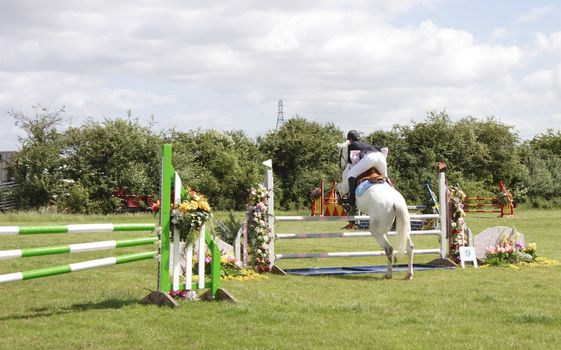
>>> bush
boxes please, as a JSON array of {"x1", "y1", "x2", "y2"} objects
[
  {"x1": 56, "y1": 182, "x2": 91, "y2": 214},
  {"x1": 214, "y1": 211, "x2": 243, "y2": 246}
]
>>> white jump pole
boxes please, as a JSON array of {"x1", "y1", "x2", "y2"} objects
[
  {"x1": 438, "y1": 165, "x2": 448, "y2": 258},
  {"x1": 198, "y1": 224, "x2": 205, "y2": 289},
  {"x1": 172, "y1": 172, "x2": 182, "y2": 291},
  {"x1": 185, "y1": 243, "x2": 193, "y2": 290}
]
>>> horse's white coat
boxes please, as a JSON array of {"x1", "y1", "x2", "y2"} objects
[{"x1": 337, "y1": 142, "x2": 414, "y2": 279}]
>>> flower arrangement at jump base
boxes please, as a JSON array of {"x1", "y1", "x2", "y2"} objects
[
  {"x1": 193, "y1": 249, "x2": 241, "y2": 277},
  {"x1": 170, "y1": 188, "x2": 212, "y2": 243},
  {"x1": 449, "y1": 185, "x2": 468, "y2": 263},
  {"x1": 191, "y1": 250, "x2": 268, "y2": 281},
  {"x1": 485, "y1": 232, "x2": 537, "y2": 266},
  {"x1": 247, "y1": 184, "x2": 271, "y2": 273}
]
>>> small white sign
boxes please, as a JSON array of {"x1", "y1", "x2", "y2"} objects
[
  {"x1": 459, "y1": 246, "x2": 478, "y2": 268},
  {"x1": 262, "y1": 159, "x2": 273, "y2": 169}
]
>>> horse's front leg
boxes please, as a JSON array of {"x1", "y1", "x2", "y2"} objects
[{"x1": 372, "y1": 232, "x2": 393, "y2": 279}]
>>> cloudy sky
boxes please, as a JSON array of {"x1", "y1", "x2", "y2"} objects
[{"x1": 1, "y1": 0, "x2": 560, "y2": 150}]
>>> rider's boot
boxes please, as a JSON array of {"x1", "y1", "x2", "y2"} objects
[
  {"x1": 348, "y1": 177, "x2": 358, "y2": 207},
  {"x1": 342, "y1": 184, "x2": 358, "y2": 230}
]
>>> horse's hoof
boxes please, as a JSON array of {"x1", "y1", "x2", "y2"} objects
[
  {"x1": 404, "y1": 273, "x2": 413, "y2": 280},
  {"x1": 384, "y1": 274, "x2": 393, "y2": 280}
]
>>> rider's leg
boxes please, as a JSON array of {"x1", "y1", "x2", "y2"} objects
[
  {"x1": 362, "y1": 151, "x2": 394, "y2": 186},
  {"x1": 371, "y1": 154, "x2": 394, "y2": 187},
  {"x1": 366, "y1": 152, "x2": 388, "y2": 178},
  {"x1": 348, "y1": 177, "x2": 358, "y2": 206},
  {"x1": 348, "y1": 152, "x2": 387, "y2": 179}
]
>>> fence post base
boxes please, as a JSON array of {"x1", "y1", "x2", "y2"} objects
[
  {"x1": 200, "y1": 288, "x2": 237, "y2": 303},
  {"x1": 270, "y1": 265, "x2": 287, "y2": 275},
  {"x1": 140, "y1": 291, "x2": 179, "y2": 308},
  {"x1": 427, "y1": 258, "x2": 457, "y2": 267}
]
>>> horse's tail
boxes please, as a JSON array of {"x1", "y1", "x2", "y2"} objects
[{"x1": 394, "y1": 197, "x2": 411, "y2": 257}]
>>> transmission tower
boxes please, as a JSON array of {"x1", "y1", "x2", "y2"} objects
[{"x1": 276, "y1": 100, "x2": 284, "y2": 129}]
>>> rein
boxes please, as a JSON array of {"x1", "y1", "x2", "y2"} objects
[{"x1": 338, "y1": 147, "x2": 347, "y2": 172}]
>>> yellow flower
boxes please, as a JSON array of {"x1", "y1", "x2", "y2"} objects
[
  {"x1": 199, "y1": 200, "x2": 210, "y2": 212},
  {"x1": 188, "y1": 200, "x2": 199, "y2": 210},
  {"x1": 179, "y1": 201, "x2": 189, "y2": 213},
  {"x1": 190, "y1": 191, "x2": 201, "y2": 202}
]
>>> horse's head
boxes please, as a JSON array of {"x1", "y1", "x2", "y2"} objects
[{"x1": 336, "y1": 141, "x2": 351, "y2": 195}]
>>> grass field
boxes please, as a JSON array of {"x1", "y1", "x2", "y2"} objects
[{"x1": 0, "y1": 209, "x2": 560, "y2": 349}]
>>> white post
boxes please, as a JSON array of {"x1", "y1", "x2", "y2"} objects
[
  {"x1": 185, "y1": 243, "x2": 193, "y2": 290},
  {"x1": 243, "y1": 218, "x2": 248, "y2": 266},
  {"x1": 438, "y1": 167, "x2": 448, "y2": 259},
  {"x1": 264, "y1": 160, "x2": 275, "y2": 267},
  {"x1": 234, "y1": 227, "x2": 242, "y2": 267},
  {"x1": 198, "y1": 224, "x2": 205, "y2": 289},
  {"x1": 172, "y1": 172, "x2": 182, "y2": 291}
]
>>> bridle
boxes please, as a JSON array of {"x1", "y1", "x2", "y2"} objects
[
  {"x1": 338, "y1": 145, "x2": 348, "y2": 172},
  {"x1": 337, "y1": 144, "x2": 351, "y2": 204}
]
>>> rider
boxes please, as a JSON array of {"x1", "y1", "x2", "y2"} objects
[{"x1": 345, "y1": 130, "x2": 389, "y2": 208}]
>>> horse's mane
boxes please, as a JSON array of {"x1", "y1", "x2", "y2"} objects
[{"x1": 336, "y1": 140, "x2": 350, "y2": 149}]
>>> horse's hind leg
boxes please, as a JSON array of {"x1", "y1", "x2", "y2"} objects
[
  {"x1": 384, "y1": 244, "x2": 394, "y2": 280},
  {"x1": 405, "y1": 236, "x2": 414, "y2": 280},
  {"x1": 373, "y1": 233, "x2": 393, "y2": 279}
]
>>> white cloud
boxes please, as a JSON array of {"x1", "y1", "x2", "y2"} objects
[
  {"x1": 522, "y1": 69, "x2": 555, "y2": 91},
  {"x1": 491, "y1": 27, "x2": 508, "y2": 41},
  {"x1": 534, "y1": 31, "x2": 561, "y2": 57},
  {"x1": 516, "y1": 5, "x2": 553, "y2": 23}
]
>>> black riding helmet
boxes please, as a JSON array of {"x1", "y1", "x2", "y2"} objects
[{"x1": 347, "y1": 130, "x2": 360, "y2": 142}]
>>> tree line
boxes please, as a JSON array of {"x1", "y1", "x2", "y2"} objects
[{"x1": 7, "y1": 106, "x2": 561, "y2": 213}]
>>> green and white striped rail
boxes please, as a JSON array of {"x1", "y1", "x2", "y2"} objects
[
  {"x1": 0, "y1": 251, "x2": 157, "y2": 284},
  {"x1": 0, "y1": 223, "x2": 156, "y2": 236},
  {"x1": 0, "y1": 237, "x2": 158, "y2": 260}
]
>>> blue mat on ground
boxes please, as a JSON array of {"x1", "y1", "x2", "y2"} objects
[{"x1": 284, "y1": 264, "x2": 454, "y2": 276}]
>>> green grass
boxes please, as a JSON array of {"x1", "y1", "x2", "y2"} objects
[{"x1": 1, "y1": 209, "x2": 560, "y2": 349}]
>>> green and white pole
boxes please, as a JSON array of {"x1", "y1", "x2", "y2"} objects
[
  {"x1": 158, "y1": 144, "x2": 173, "y2": 292},
  {"x1": 0, "y1": 223, "x2": 156, "y2": 236},
  {"x1": 0, "y1": 251, "x2": 157, "y2": 284},
  {"x1": 0, "y1": 237, "x2": 157, "y2": 260}
]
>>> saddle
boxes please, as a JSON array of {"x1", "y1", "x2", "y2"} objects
[{"x1": 357, "y1": 168, "x2": 385, "y2": 185}]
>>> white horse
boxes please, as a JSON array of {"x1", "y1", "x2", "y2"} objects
[{"x1": 337, "y1": 142, "x2": 414, "y2": 280}]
